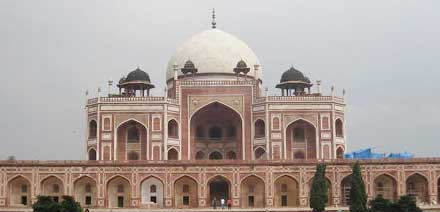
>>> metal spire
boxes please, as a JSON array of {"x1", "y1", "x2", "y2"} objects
[{"x1": 211, "y1": 8, "x2": 216, "y2": 29}]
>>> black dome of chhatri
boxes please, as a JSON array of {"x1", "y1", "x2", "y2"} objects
[
  {"x1": 236, "y1": 59, "x2": 248, "y2": 68},
  {"x1": 126, "y1": 67, "x2": 151, "y2": 82},
  {"x1": 183, "y1": 60, "x2": 196, "y2": 69},
  {"x1": 279, "y1": 66, "x2": 309, "y2": 83}
]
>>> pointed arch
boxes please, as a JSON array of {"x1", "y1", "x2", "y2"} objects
[
  {"x1": 335, "y1": 118, "x2": 344, "y2": 138},
  {"x1": 254, "y1": 147, "x2": 266, "y2": 160},
  {"x1": 168, "y1": 119, "x2": 179, "y2": 139},
  {"x1": 254, "y1": 119, "x2": 265, "y2": 138},
  {"x1": 106, "y1": 175, "x2": 131, "y2": 208},
  {"x1": 7, "y1": 175, "x2": 31, "y2": 207},
  {"x1": 406, "y1": 173, "x2": 429, "y2": 203},
  {"x1": 174, "y1": 175, "x2": 198, "y2": 208},
  {"x1": 207, "y1": 175, "x2": 232, "y2": 204},
  {"x1": 285, "y1": 118, "x2": 318, "y2": 160},
  {"x1": 189, "y1": 101, "x2": 244, "y2": 160},
  {"x1": 167, "y1": 148, "x2": 179, "y2": 160},
  {"x1": 340, "y1": 174, "x2": 352, "y2": 206},
  {"x1": 140, "y1": 176, "x2": 164, "y2": 207},
  {"x1": 336, "y1": 146, "x2": 344, "y2": 159},
  {"x1": 373, "y1": 173, "x2": 397, "y2": 201},
  {"x1": 115, "y1": 118, "x2": 149, "y2": 161},
  {"x1": 40, "y1": 175, "x2": 64, "y2": 202},
  {"x1": 73, "y1": 176, "x2": 97, "y2": 207},
  {"x1": 88, "y1": 119, "x2": 97, "y2": 139},
  {"x1": 209, "y1": 151, "x2": 223, "y2": 160},
  {"x1": 241, "y1": 175, "x2": 265, "y2": 208},
  {"x1": 274, "y1": 175, "x2": 299, "y2": 207},
  {"x1": 88, "y1": 148, "x2": 97, "y2": 160},
  {"x1": 195, "y1": 151, "x2": 205, "y2": 160}
]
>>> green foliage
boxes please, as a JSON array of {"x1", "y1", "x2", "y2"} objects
[
  {"x1": 33, "y1": 196, "x2": 63, "y2": 212},
  {"x1": 368, "y1": 195, "x2": 422, "y2": 212},
  {"x1": 396, "y1": 195, "x2": 422, "y2": 212},
  {"x1": 32, "y1": 195, "x2": 83, "y2": 212},
  {"x1": 349, "y1": 161, "x2": 368, "y2": 212},
  {"x1": 61, "y1": 195, "x2": 83, "y2": 212},
  {"x1": 309, "y1": 163, "x2": 328, "y2": 212},
  {"x1": 369, "y1": 196, "x2": 392, "y2": 212}
]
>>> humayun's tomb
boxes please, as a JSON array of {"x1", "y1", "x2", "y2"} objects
[{"x1": 1, "y1": 13, "x2": 440, "y2": 211}]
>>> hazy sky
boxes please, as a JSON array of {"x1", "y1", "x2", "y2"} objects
[{"x1": 1, "y1": 1, "x2": 439, "y2": 160}]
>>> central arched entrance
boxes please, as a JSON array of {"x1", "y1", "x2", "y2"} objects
[
  {"x1": 191, "y1": 102, "x2": 242, "y2": 160},
  {"x1": 286, "y1": 119, "x2": 317, "y2": 159},
  {"x1": 208, "y1": 176, "x2": 231, "y2": 205}
]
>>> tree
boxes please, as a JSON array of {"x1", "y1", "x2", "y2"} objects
[
  {"x1": 349, "y1": 161, "x2": 368, "y2": 212},
  {"x1": 7, "y1": 155, "x2": 15, "y2": 161},
  {"x1": 396, "y1": 195, "x2": 422, "y2": 212},
  {"x1": 310, "y1": 163, "x2": 328, "y2": 212},
  {"x1": 369, "y1": 196, "x2": 392, "y2": 212},
  {"x1": 33, "y1": 196, "x2": 63, "y2": 212},
  {"x1": 61, "y1": 195, "x2": 83, "y2": 212},
  {"x1": 33, "y1": 195, "x2": 83, "y2": 212}
]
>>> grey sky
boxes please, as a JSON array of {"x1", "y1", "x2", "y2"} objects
[{"x1": 1, "y1": 1, "x2": 439, "y2": 160}]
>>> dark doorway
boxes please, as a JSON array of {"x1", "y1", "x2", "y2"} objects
[
  {"x1": 209, "y1": 178, "x2": 229, "y2": 204},
  {"x1": 209, "y1": 151, "x2": 223, "y2": 160},
  {"x1": 248, "y1": 196, "x2": 255, "y2": 207},
  {"x1": 117, "y1": 196, "x2": 124, "y2": 207},
  {"x1": 281, "y1": 195, "x2": 287, "y2": 206}
]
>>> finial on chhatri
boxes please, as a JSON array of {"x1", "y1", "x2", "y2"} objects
[{"x1": 211, "y1": 8, "x2": 216, "y2": 29}]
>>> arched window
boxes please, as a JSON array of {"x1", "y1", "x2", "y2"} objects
[
  {"x1": 336, "y1": 147, "x2": 344, "y2": 159},
  {"x1": 196, "y1": 126, "x2": 204, "y2": 138},
  {"x1": 127, "y1": 126, "x2": 140, "y2": 143},
  {"x1": 209, "y1": 126, "x2": 222, "y2": 139},
  {"x1": 322, "y1": 117, "x2": 329, "y2": 129},
  {"x1": 150, "y1": 185, "x2": 156, "y2": 193},
  {"x1": 88, "y1": 149, "x2": 97, "y2": 160},
  {"x1": 103, "y1": 118, "x2": 111, "y2": 130},
  {"x1": 255, "y1": 148, "x2": 266, "y2": 160},
  {"x1": 227, "y1": 151, "x2": 237, "y2": 159},
  {"x1": 254, "y1": 120, "x2": 265, "y2": 138},
  {"x1": 153, "y1": 117, "x2": 161, "y2": 131},
  {"x1": 88, "y1": 120, "x2": 97, "y2": 139},
  {"x1": 209, "y1": 151, "x2": 223, "y2": 160},
  {"x1": 168, "y1": 120, "x2": 178, "y2": 138},
  {"x1": 168, "y1": 149, "x2": 178, "y2": 160},
  {"x1": 293, "y1": 127, "x2": 305, "y2": 142},
  {"x1": 128, "y1": 151, "x2": 139, "y2": 160},
  {"x1": 335, "y1": 119, "x2": 343, "y2": 138},
  {"x1": 272, "y1": 117, "x2": 280, "y2": 130},
  {"x1": 294, "y1": 151, "x2": 305, "y2": 159},
  {"x1": 195, "y1": 151, "x2": 205, "y2": 160}
]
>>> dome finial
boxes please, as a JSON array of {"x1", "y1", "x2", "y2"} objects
[{"x1": 211, "y1": 8, "x2": 217, "y2": 29}]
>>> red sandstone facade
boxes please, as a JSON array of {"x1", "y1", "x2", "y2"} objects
[{"x1": 1, "y1": 26, "x2": 439, "y2": 211}]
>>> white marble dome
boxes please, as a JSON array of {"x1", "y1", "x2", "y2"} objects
[{"x1": 166, "y1": 29, "x2": 261, "y2": 81}]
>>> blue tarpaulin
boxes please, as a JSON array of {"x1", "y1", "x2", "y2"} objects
[{"x1": 345, "y1": 148, "x2": 413, "y2": 159}]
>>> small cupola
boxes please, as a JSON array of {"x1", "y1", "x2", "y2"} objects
[
  {"x1": 233, "y1": 59, "x2": 250, "y2": 79},
  {"x1": 181, "y1": 60, "x2": 198, "y2": 76},
  {"x1": 117, "y1": 67, "x2": 155, "y2": 97},
  {"x1": 276, "y1": 66, "x2": 313, "y2": 96}
]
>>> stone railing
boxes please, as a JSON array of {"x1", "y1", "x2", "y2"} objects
[
  {"x1": 255, "y1": 96, "x2": 344, "y2": 104},
  {"x1": 179, "y1": 80, "x2": 255, "y2": 86},
  {"x1": 87, "y1": 97, "x2": 179, "y2": 105},
  {"x1": 2, "y1": 158, "x2": 440, "y2": 167}
]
